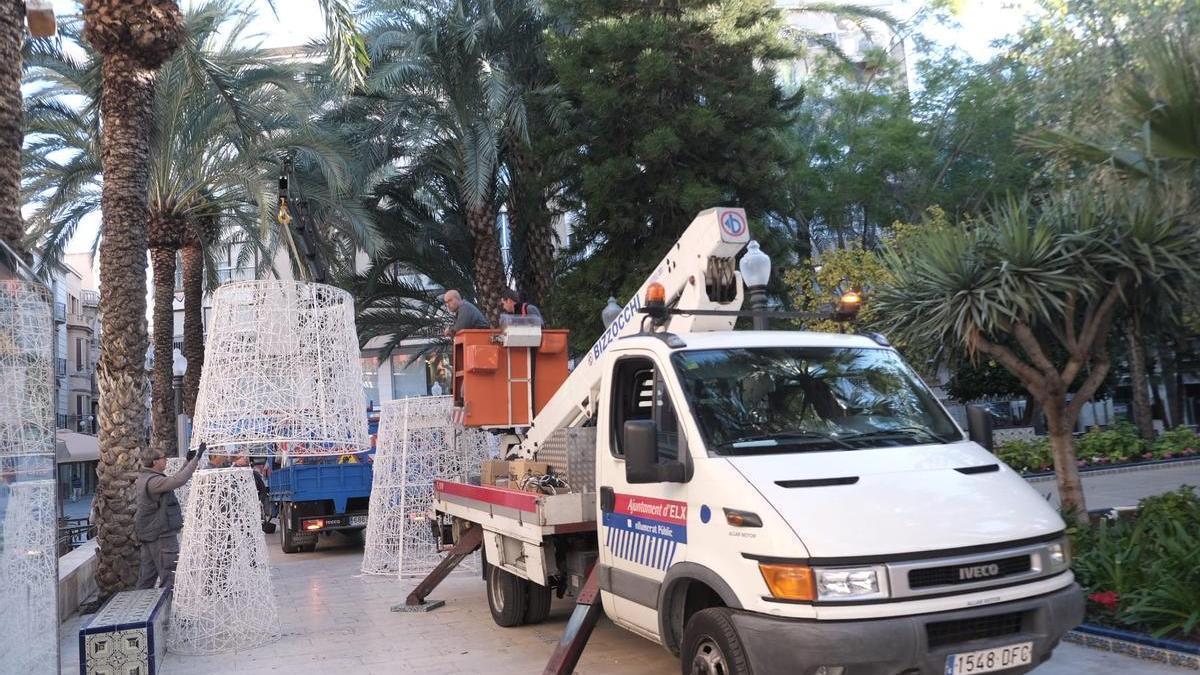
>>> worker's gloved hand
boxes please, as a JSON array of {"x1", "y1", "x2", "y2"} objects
[{"x1": 186, "y1": 443, "x2": 207, "y2": 462}]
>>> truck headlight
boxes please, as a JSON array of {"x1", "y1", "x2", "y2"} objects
[
  {"x1": 1047, "y1": 540, "x2": 1070, "y2": 571},
  {"x1": 814, "y1": 566, "x2": 888, "y2": 600}
]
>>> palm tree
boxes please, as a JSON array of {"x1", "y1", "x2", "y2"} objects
[
  {"x1": 27, "y1": 5, "x2": 375, "y2": 449},
  {"x1": 351, "y1": 0, "x2": 517, "y2": 324},
  {"x1": 872, "y1": 188, "x2": 1200, "y2": 521},
  {"x1": 80, "y1": 0, "x2": 184, "y2": 595},
  {"x1": 0, "y1": 1, "x2": 27, "y2": 273}
]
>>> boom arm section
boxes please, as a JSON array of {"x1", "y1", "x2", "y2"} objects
[{"x1": 515, "y1": 207, "x2": 751, "y2": 459}]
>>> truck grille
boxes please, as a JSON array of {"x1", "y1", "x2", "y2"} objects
[
  {"x1": 908, "y1": 554, "x2": 1031, "y2": 589},
  {"x1": 926, "y1": 612, "x2": 1023, "y2": 649}
]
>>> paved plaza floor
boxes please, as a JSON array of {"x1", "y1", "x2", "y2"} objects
[
  {"x1": 56, "y1": 462, "x2": 1200, "y2": 674},
  {"x1": 58, "y1": 529, "x2": 1190, "y2": 675}
]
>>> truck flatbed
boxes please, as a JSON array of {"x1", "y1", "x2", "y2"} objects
[{"x1": 434, "y1": 479, "x2": 596, "y2": 544}]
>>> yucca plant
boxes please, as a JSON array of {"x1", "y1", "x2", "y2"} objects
[{"x1": 873, "y1": 185, "x2": 1200, "y2": 520}]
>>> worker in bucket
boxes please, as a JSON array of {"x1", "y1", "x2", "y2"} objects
[
  {"x1": 442, "y1": 289, "x2": 489, "y2": 336},
  {"x1": 134, "y1": 442, "x2": 206, "y2": 591},
  {"x1": 499, "y1": 288, "x2": 543, "y2": 327}
]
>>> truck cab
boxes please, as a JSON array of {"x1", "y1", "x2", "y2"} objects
[
  {"x1": 427, "y1": 207, "x2": 1082, "y2": 675},
  {"x1": 593, "y1": 330, "x2": 1081, "y2": 674}
]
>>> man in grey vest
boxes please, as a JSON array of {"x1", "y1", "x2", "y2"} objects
[{"x1": 135, "y1": 443, "x2": 205, "y2": 590}]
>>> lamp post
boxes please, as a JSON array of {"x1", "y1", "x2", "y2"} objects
[
  {"x1": 601, "y1": 296, "x2": 621, "y2": 328},
  {"x1": 171, "y1": 349, "x2": 187, "y2": 416},
  {"x1": 738, "y1": 240, "x2": 772, "y2": 330}
]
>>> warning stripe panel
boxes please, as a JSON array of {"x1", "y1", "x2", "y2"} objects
[{"x1": 434, "y1": 479, "x2": 539, "y2": 513}]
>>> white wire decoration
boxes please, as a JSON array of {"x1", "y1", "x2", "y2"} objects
[
  {"x1": 0, "y1": 479, "x2": 58, "y2": 675},
  {"x1": 0, "y1": 282, "x2": 57, "y2": 675},
  {"x1": 0, "y1": 281, "x2": 54, "y2": 459},
  {"x1": 361, "y1": 396, "x2": 494, "y2": 577},
  {"x1": 189, "y1": 281, "x2": 368, "y2": 457},
  {"x1": 165, "y1": 455, "x2": 207, "y2": 516},
  {"x1": 167, "y1": 467, "x2": 280, "y2": 655}
]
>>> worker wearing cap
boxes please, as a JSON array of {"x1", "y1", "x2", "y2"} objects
[
  {"x1": 134, "y1": 443, "x2": 206, "y2": 590},
  {"x1": 443, "y1": 289, "x2": 489, "y2": 336},
  {"x1": 499, "y1": 289, "x2": 543, "y2": 326}
]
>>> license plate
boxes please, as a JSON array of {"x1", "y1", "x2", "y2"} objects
[
  {"x1": 349, "y1": 515, "x2": 368, "y2": 526},
  {"x1": 945, "y1": 642, "x2": 1032, "y2": 675}
]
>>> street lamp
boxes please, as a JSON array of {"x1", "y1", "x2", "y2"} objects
[
  {"x1": 601, "y1": 296, "x2": 621, "y2": 328},
  {"x1": 171, "y1": 348, "x2": 188, "y2": 416},
  {"x1": 739, "y1": 240, "x2": 771, "y2": 330}
]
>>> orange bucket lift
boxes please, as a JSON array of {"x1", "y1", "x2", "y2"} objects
[{"x1": 452, "y1": 319, "x2": 569, "y2": 428}]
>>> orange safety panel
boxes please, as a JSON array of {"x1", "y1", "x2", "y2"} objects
[{"x1": 453, "y1": 328, "x2": 570, "y2": 428}]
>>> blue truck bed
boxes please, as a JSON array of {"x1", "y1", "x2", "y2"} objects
[{"x1": 269, "y1": 463, "x2": 373, "y2": 514}]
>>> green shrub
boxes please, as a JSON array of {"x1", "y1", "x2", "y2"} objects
[
  {"x1": 1075, "y1": 422, "x2": 1145, "y2": 464},
  {"x1": 1151, "y1": 428, "x2": 1200, "y2": 459},
  {"x1": 1137, "y1": 486, "x2": 1200, "y2": 529},
  {"x1": 995, "y1": 437, "x2": 1052, "y2": 472},
  {"x1": 1071, "y1": 486, "x2": 1200, "y2": 640}
]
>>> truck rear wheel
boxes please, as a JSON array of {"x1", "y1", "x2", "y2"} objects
[
  {"x1": 486, "y1": 565, "x2": 529, "y2": 627},
  {"x1": 523, "y1": 581, "x2": 552, "y2": 624},
  {"x1": 280, "y1": 503, "x2": 317, "y2": 554},
  {"x1": 681, "y1": 608, "x2": 751, "y2": 675}
]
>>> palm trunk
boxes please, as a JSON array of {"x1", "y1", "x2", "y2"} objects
[
  {"x1": 1043, "y1": 399, "x2": 1087, "y2": 523},
  {"x1": 0, "y1": 0, "x2": 24, "y2": 260},
  {"x1": 180, "y1": 239, "x2": 204, "y2": 417},
  {"x1": 466, "y1": 202, "x2": 506, "y2": 325},
  {"x1": 508, "y1": 132, "x2": 554, "y2": 309},
  {"x1": 1157, "y1": 335, "x2": 1180, "y2": 429},
  {"x1": 85, "y1": 0, "x2": 184, "y2": 596},
  {"x1": 150, "y1": 245, "x2": 177, "y2": 457},
  {"x1": 1125, "y1": 316, "x2": 1155, "y2": 440}
]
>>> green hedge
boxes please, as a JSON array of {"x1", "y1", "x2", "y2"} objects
[
  {"x1": 1070, "y1": 486, "x2": 1200, "y2": 641},
  {"x1": 994, "y1": 425, "x2": 1200, "y2": 473}
]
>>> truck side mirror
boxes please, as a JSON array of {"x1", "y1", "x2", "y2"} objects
[
  {"x1": 966, "y1": 404, "x2": 994, "y2": 452},
  {"x1": 624, "y1": 420, "x2": 659, "y2": 483},
  {"x1": 624, "y1": 420, "x2": 687, "y2": 483}
]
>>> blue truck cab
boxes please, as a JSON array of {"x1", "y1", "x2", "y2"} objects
[{"x1": 268, "y1": 412, "x2": 379, "y2": 553}]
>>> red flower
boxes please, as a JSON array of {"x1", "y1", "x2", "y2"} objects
[{"x1": 1088, "y1": 591, "x2": 1120, "y2": 609}]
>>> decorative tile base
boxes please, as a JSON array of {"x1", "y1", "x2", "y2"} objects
[
  {"x1": 1064, "y1": 627, "x2": 1200, "y2": 671},
  {"x1": 79, "y1": 588, "x2": 170, "y2": 675}
]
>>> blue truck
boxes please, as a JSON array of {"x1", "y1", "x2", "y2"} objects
[{"x1": 267, "y1": 412, "x2": 379, "y2": 553}]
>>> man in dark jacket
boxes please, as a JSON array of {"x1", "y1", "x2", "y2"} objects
[
  {"x1": 499, "y1": 288, "x2": 543, "y2": 326},
  {"x1": 134, "y1": 444, "x2": 205, "y2": 590},
  {"x1": 442, "y1": 289, "x2": 490, "y2": 336}
]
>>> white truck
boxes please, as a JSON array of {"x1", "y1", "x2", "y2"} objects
[{"x1": 425, "y1": 208, "x2": 1083, "y2": 675}]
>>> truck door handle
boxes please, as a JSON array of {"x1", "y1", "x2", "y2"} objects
[{"x1": 600, "y1": 486, "x2": 615, "y2": 512}]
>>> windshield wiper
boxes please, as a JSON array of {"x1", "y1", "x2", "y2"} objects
[
  {"x1": 721, "y1": 431, "x2": 853, "y2": 452},
  {"x1": 836, "y1": 426, "x2": 957, "y2": 445}
]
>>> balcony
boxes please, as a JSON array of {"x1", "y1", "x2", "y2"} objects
[
  {"x1": 54, "y1": 302, "x2": 66, "y2": 323},
  {"x1": 82, "y1": 290, "x2": 99, "y2": 307},
  {"x1": 56, "y1": 414, "x2": 96, "y2": 434},
  {"x1": 67, "y1": 311, "x2": 90, "y2": 328},
  {"x1": 215, "y1": 265, "x2": 256, "y2": 287}
]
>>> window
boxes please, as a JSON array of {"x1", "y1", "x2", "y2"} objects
[
  {"x1": 361, "y1": 357, "x2": 379, "y2": 410},
  {"x1": 609, "y1": 357, "x2": 682, "y2": 461},
  {"x1": 390, "y1": 351, "x2": 429, "y2": 399},
  {"x1": 672, "y1": 347, "x2": 962, "y2": 456},
  {"x1": 75, "y1": 338, "x2": 86, "y2": 371}
]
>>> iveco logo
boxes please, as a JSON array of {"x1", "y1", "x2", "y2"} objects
[{"x1": 959, "y1": 563, "x2": 1001, "y2": 581}]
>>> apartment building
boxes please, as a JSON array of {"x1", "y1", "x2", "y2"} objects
[
  {"x1": 52, "y1": 253, "x2": 101, "y2": 434},
  {"x1": 775, "y1": 0, "x2": 912, "y2": 89}
]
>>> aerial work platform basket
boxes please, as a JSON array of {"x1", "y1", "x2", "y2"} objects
[{"x1": 452, "y1": 326, "x2": 570, "y2": 428}]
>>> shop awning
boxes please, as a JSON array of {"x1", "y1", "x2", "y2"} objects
[{"x1": 56, "y1": 429, "x2": 99, "y2": 464}]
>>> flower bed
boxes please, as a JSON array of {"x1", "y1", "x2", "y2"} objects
[
  {"x1": 995, "y1": 424, "x2": 1200, "y2": 474},
  {"x1": 1069, "y1": 486, "x2": 1200, "y2": 645}
]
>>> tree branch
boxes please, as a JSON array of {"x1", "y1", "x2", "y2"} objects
[
  {"x1": 973, "y1": 331, "x2": 1045, "y2": 394},
  {"x1": 1013, "y1": 321, "x2": 1058, "y2": 377}
]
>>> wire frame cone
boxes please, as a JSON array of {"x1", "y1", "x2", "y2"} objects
[
  {"x1": 189, "y1": 281, "x2": 368, "y2": 456},
  {"x1": 0, "y1": 479, "x2": 58, "y2": 675},
  {"x1": 361, "y1": 397, "x2": 494, "y2": 577},
  {"x1": 165, "y1": 456, "x2": 208, "y2": 517},
  {"x1": 168, "y1": 467, "x2": 280, "y2": 655},
  {"x1": 0, "y1": 281, "x2": 54, "y2": 459}
]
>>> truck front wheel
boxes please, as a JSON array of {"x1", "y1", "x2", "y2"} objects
[
  {"x1": 486, "y1": 565, "x2": 529, "y2": 627},
  {"x1": 680, "y1": 608, "x2": 751, "y2": 675}
]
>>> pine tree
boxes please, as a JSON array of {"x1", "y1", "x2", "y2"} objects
[{"x1": 545, "y1": 0, "x2": 795, "y2": 349}]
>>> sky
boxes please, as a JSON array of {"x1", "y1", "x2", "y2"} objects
[{"x1": 47, "y1": 0, "x2": 1040, "y2": 256}]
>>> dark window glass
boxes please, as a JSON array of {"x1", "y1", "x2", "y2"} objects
[{"x1": 672, "y1": 347, "x2": 962, "y2": 456}]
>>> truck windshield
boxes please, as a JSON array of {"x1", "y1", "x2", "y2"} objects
[{"x1": 671, "y1": 347, "x2": 962, "y2": 455}]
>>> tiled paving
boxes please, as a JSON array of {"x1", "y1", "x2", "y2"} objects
[
  {"x1": 59, "y1": 529, "x2": 1192, "y2": 674},
  {"x1": 56, "y1": 463, "x2": 1200, "y2": 674}
]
